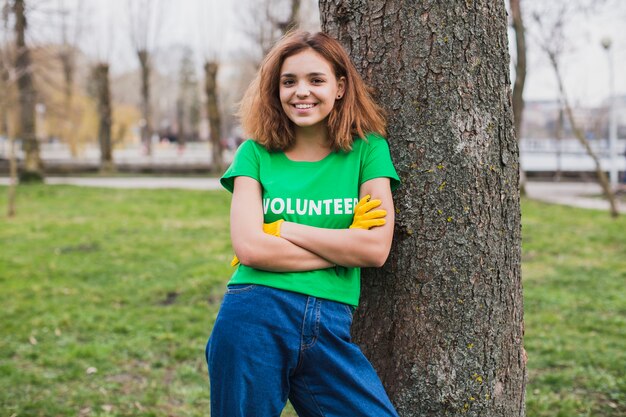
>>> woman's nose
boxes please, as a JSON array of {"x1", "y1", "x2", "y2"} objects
[{"x1": 296, "y1": 83, "x2": 310, "y2": 98}]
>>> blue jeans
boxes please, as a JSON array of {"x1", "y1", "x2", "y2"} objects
[{"x1": 206, "y1": 284, "x2": 399, "y2": 417}]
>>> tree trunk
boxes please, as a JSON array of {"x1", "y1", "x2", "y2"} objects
[
  {"x1": 510, "y1": 0, "x2": 527, "y2": 196},
  {"x1": 555, "y1": 106, "x2": 563, "y2": 182},
  {"x1": 320, "y1": 1, "x2": 526, "y2": 416},
  {"x1": 94, "y1": 63, "x2": 114, "y2": 174},
  {"x1": 7, "y1": 135, "x2": 17, "y2": 217},
  {"x1": 0, "y1": 58, "x2": 9, "y2": 140},
  {"x1": 278, "y1": 0, "x2": 301, "y2": 34},
  {"x1": 137, "y1": 49, "x2": 152, "y2": 156},
  {"x1": 1, "y1": 29, "x2": 16, "y2": 216},
  {"x1": 176, "y1": 98, "x2": 186, "y2": 147},
  {"x1": 204, "y1": 61, "x2": 224, "y2": 173},
  {"x1": 0, "y1": 58, "x2": 8, "y2": 138},
  {"x1": 14, "y1": 0, "x2": 43, "y2": 182},
  {"x1": 59, "y1": 48, "x2": 78, "y2": 157}
]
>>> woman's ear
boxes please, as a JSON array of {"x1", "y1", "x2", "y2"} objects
[{"x1": 337, "y1": 76, "x2": 346, "y2": 99}]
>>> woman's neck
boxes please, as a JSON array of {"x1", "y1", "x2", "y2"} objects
[
  {"x1": 294, "y1": 123, "x2": 329, "y2": 148},
  {"x1": 287, "y1": 124, "x2": 332, "y2": 162}
]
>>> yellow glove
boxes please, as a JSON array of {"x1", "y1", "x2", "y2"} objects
[
  {"x1": 349, "y1": 195, "x2": 387, "y2": 229},
  {"x1": 262, "y1": 219, "x2": 284, "y2": 237},
  {"x1": 230, "y1": 220, "x2": 285, "y2": 267}
]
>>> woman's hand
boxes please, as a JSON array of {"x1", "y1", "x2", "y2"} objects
[{"x1": 349, "y1": 195, "x2": 387, "y2": 229}]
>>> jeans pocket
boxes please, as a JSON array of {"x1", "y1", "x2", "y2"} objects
[
  {"x1": 343, "y1": 304, "x2": 355, "y2": 319},
  {"x1": 225, "y1": 284, "x2": 257, "y2": 294}
]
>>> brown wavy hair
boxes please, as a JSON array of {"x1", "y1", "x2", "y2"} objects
[{"x1": 238, "y1": 31, "x2": 386, "y2": 152}]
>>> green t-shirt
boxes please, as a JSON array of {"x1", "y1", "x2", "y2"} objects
[{"x1": 220, "y1": 133, "x2": 400, "y2": 306}]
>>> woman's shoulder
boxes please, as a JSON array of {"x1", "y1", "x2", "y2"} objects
[
  {"x1": 351, "y1": 132, "x2": 389, "y2": 151},
  {"x1": 236, "y1": 139, "x2": 272, "y2": 156},
  {"x1": 239, "y1": 138, "x2": 264, "y2": 150}
]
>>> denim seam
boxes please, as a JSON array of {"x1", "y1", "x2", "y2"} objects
[
  {"x1": 313, "y1": 299, "x2": 321, "y2": 340},
  {"x1": 301, "y1": 372, "x2": 328, "y2": 417},
  {"x1": 296, "y1": 297, "x2": 312, "y2": 370},
  {"x1": 343, "y1": 304, "x2": 354, "y2": 319},
  {"x1": 301, "y1": 298, "x2": 320, "y2": 351},
  {"x1": 301, "y1": 335, "x2": 318, "y2": 350},
  {"x1": 225, "y1": 284, "x2": 256, "y2": 294}
]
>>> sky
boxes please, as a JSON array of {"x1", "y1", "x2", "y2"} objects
[
  {"x1": 515, "y1": 0, "x2": 626, "y2": 106},
  {"x1": 17, "y1": 0, "x2": 626, "y2": 108}
]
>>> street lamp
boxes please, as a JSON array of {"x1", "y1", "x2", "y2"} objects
[{"x1": 601, "y1": 37, "x2": 618, "y2": 188}]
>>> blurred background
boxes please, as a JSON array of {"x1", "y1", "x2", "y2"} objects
[
  {"x1": 0, "y1": 0, "x2": 624, "y2": 182},
  {"x1": 0, "y1": 0, "x2": 322, "y2": 176}
]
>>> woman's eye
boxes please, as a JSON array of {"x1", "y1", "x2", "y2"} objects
[
  {"x1": 312, "y1": 79, "x2": 325, "y2": 84},
  {"x1": 282, "y1": 79, "x2": 294, "y2": 86}
]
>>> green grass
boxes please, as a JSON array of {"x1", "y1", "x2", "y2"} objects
[
  {"x1": 1, "y1": 185, "x2": 232, "y2": 416},
  {"x1": 522, "y1": 200, "x2": 626, "y2": 417},
  {"x1": 1, "y1": 186, "x2": 625, "y2": 416}
]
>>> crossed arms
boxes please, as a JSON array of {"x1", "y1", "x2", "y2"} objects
[{"x1": 229, "y1": 176, "x2": 395, "y2": 272}]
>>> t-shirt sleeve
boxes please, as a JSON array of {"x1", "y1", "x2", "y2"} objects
[
  {"x1": 360, "y1": 134, "x2": 401, "y2": 191},
  {"x1": 220, "y1": 140, "x2": 261, "y2": 193}
]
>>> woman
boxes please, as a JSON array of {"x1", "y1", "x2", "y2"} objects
[{"x1": 207, "y1": 31, "x2": 400, "y2": 417}]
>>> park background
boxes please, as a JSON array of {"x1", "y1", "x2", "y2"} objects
[{"x1": 1, "y1": 0, "x2": 625, "y2": 416}]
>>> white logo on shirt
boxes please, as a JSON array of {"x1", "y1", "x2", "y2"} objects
[{"x1": 263, "y1": 198, "x2": 359, "y2": 216}]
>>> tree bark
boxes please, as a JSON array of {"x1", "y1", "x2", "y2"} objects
[
  {"x1": 14, "y1": 0, "x2": 43, "y2": 182},
  {"x1": 94, "y1": 63, "x2": 114, "y2": 174},
  {"x1": 320, "y1": 1, "x2": 526, "y2": 416},
  {"x1": 137, "y1": 49, "x2": 152, "y2": 156},
  {"x1": 510, "y1": 0, "x2": 527, "y2": 196},
  {"x1": 204, "y1": 61, "x2": 224, "y2": 173}
]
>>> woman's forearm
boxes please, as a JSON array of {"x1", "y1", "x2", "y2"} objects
[
  {"x1": 236, "y1": 232, "x2": 334, "y2": 272},
  {"x1": 279, "y1": 222, "x2": 391, "y2": 268},
  {"x1": 230, "y1": 176, "x2": 334, "y2": 272}
]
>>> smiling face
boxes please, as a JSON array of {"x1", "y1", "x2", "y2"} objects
[{"x1": 279, "y1": 49, "x2": 345, "y2": 134}]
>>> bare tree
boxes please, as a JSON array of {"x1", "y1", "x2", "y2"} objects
[
  {"x1": 321, "y1": 0, "x2": 525, "y2": 415},
  {"x1": 1, "y1": 0, "x2": 11, "y2": 138},
  {"x1": 199, "y1": 0, "x2": 229, "y2": 172},
  {"x1": 128, "y1": 0, "x2": 166, "y2": 156},
  {"x1": 84, "y1": 0, "x2": 119, "y2": 173},
  {"x1": 204, "y1": 60, "x2": 223, "y2": 172},
  {"x1": 276, "y1": 0, "x2": 301, "y2": 35},
  {"x1": 176, "y1": 46, "x2": 199, "y2": 149},
  {"x1": 241, "y1": 0, "x2": 304, "y2": 66},
  {"x1": 2, "y1": 0, "x2": 17, "y2": 216},
  {"x1": 547, "y1": 52, "x2": 619, "y2": 216},
  {"x1": 14, "y1": 0, "x2": 42, "y2": 182},
  {"x1": 56, "y1": 0, "x2": 83, "y2": 158},
  {"x1": 91, "y1": 62, "x2": 113, "y2": 174},
  {"x1": 555, "y1": 105, "x2": 564, "y2": 181},
  {"x1": 531, "y1": 2, "x2": 619, "y2": 217},
  {"x1": 510, "y1": 0, "x2": 527, "y2": 196},
  {"x1": 6, "y1": 128, "x2": 18, "y2": 217}
]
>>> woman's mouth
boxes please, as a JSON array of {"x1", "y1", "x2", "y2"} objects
[{"x1": 293, "y1": 103, "x2": 317, "y2": 109}]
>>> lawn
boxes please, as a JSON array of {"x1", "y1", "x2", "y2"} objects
[
  {"x1": 1, "y1": 185, "x2": 624, "y2": 416},
  {"x1": 522, "y1": 199, "x2": 626, "y2": 416}
]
